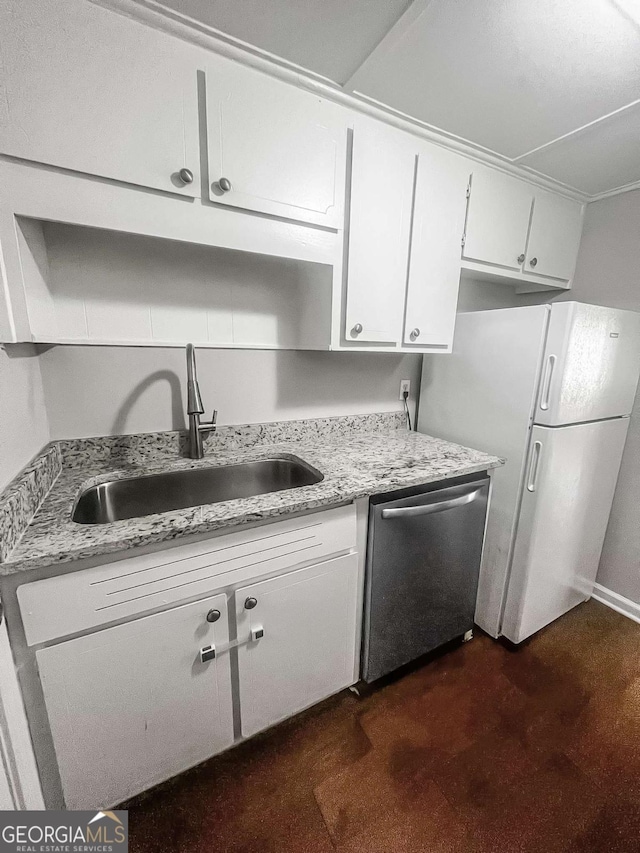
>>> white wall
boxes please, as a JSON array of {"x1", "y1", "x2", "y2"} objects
[
  {"x1": 37, "y1": 345, "x2": 421, "y2": 439},
  {"x1": 0, "y1": 345, "x2": 49, "y2": 490},
  {"x1": 568, "y1": 189, "x2": 640, "y2": 605}
]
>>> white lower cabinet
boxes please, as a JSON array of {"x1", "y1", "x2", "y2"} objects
[
  {"x1": 236, "y1": 553, "x2": 359, "y2": 738},
  {"x1": 23, "y1": 505, "x2": 359, "y2": 808},
  {"x1": 0, "y1": 757, "x2": 13, "y2": 810},
  {"x1": 36, "y1": 593, "x2": 234, "y2": 810}
]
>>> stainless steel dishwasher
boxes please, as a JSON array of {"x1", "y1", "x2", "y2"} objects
[{"x1": 362, "y1": 473, "x2": 490, "y2": 683}]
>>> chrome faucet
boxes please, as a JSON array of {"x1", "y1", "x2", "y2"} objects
[{"x1": 186, "y1": 344, "x2": 217, "y2": 459}]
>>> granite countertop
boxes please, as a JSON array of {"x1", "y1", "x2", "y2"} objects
[{"x1": 0, "y1": 414, "x2": 502, "y2": 576}]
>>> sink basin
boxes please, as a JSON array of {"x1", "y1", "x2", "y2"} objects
[{"x1": 72, "y1": 456, "x2": 324, "y2": 524}]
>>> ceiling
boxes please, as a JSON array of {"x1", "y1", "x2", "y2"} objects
[{"x1": 146, "y1": 0, "x2": 640, "y2": 199}]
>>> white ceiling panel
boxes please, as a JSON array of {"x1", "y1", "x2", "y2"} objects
[
  {"x1": 348, "y1": 0, "x2": 640, "y2": 159},
  {"x1": 519, "y1": 102, "x2": 640, "y2": 196},
  {"x1": 155, "y1": 0, "x2": 412, "y2": 83}
]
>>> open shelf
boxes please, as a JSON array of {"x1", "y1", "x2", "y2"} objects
[{"x1": 17, "y1": 219, "x2": 333, "y2": 350}]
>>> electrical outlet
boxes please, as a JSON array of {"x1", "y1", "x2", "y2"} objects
[{"x1": 399, "y1": 379, "x2": 411, "y2": 401}]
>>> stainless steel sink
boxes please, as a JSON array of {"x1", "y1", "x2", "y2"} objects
[{"x1": 72, "y1": 456, "x2": 324, "y2": 524}]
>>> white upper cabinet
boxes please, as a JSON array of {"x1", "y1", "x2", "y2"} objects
[
  {"x1": 403, "y1": 144, "x2": 470, "y2": 348},
  {"x1": 344, "y1": 119, "x2": 415, "y2": 344},
  {"x1": 463, "y1": 168, "x2": 534, "y2": 270},
  {"x1": 0, "y1": 0, "x2": 200, "y2": 197},
  {"x1": 462, "y1": 167, "x2": 584, "y2": 286},
  {"x1": 525, "y1": 191, "x2": 584, "y2": 281},
  {"x1": 205, "y1": 63, "x2": 346, "y2": 227}
]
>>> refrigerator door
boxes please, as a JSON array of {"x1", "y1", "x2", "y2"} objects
[
  {"x1": 536, "y1": 302, "x2": 640, "y2": 426},
  {"x1": 502, "y1": 417, "x2": 629, "y2": 643},
  {"x1": 419, "y1": 305, "x2": 550, "y2": 637}
]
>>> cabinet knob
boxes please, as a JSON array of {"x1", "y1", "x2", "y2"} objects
[
  {"x1": 244, "y1": 597, "x2": 258, "y2": 610},
  {"x1": 530, "y1": 257, "x2": 538, "y2": 268},
  {"x1": 410, "y1": 328, "x2": 420, "y2": 341},
  {"x1": 178, "y1": 167, "x2": 194, "y2": 184},
  {"x1": 218, "y1": 177, "x2": 232, "y2": 192},
  {"x1": 517, "y1": 253, "x2": 525, "y2": 264},
  {"x1": 352, "y1": 323, "x2": 363, "y2": 336},
  {"x1": 206, "y1": 609, "x2": 221, "y2": 623}
]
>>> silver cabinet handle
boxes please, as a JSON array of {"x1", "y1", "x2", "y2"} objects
[
  {"x1": 409, "y1": 328, "x2": 420, "y2": 341},
  {"x1": 527, "y1": 441, "x2": 542, "y2": 492},
  {"x1": 200, "y1": 644, "x2": 216, "y2": 663},
  {"x1": 517, "y1": 253, "x2": 525, "y2": 264},
  {"x1": 351, "y1": 323, "x2": 363, "y2": 335},
  {"x1": 530, "y1": 257, "x2": 538, "y2": 267},
  {"x1": 381, "y1": 488, "x2": 483, "y2": 519},
  {"x1": 206, "y1": 609, "x2": 221, "y2": 623},
  {"x1": 200, "y1": 628, "x2": 264, "y2": 663},
  {"x1": 539, "y1": 354, "x2": 556, "y2": 411},
  {"x1": 218, "y1": 177, "x2": 232, "y2": 192},
  {"x1": 178, "y1": 168, "x2": 194, "y2": 184},
  {"x1": 244, "y1": 597, "x2": 258, "y2": 610}
]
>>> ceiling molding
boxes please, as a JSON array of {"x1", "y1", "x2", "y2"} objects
[
  {"x1": 91, "y1": 0, "x2": 591, "y2": 203},
  {"x1": 587, "y1": 177, "x2": 640, "y2": 203},
  {"x1": 90, "y1": 0, "x2": 339, "y2": 88},
  {"x1": 342, "y1": 0, "x2": 436, "y2": 92},
  {"x1": 513, "y1": 96, "x2": 640, "y2": 163}
]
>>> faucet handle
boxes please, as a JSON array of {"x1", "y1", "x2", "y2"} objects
[{"x1": 198, "y1": 409, "x2": 218, "y2": 434}]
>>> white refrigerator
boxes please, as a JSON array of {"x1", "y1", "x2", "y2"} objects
[{"x1": 418, "y1": 301, "x2": 640, "y2": 644}]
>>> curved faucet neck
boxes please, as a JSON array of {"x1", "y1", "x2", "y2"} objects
[{"x1": 186, "y1": 343, "x2": 204, "y2": 415}]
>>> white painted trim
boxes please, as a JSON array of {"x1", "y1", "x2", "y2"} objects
[
  {"x1": 586, "y1": 179, "x2": 640, "y2": 203},
  {"x1": 90, "y1": 0, "x2": 590, "y2": 203},
  {"x1": 342, "y1": 0, "x2": 438, "y2": 92},
  {"x1": 513, "y1": 97, "x2": 640, "y2": 162},
  {"x1": 592, "y1": 583, "x2": 640, "y2": 625}
]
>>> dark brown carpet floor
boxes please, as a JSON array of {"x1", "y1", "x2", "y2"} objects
[{"x1": 125, "y1": 600, "x2": 640, "y2": 852}]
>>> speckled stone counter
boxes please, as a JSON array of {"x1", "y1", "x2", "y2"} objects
[{"x1": 0, "y1": 412, "x2": 502, "y2": 576}]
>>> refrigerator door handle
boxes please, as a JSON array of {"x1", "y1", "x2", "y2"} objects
[
  {"x1": 381, "y1": 489, "x2": 483, "y2": 519},
  {"x1": 539, "y1": 354, "x2": 557, "y2": 411},
  {"x1": 526, "y1": 441, "x2": 543, "y2": 492}
]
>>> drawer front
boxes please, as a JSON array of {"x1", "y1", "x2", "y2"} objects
[{"x1": 19, "y1": 504, "x2": 356, "y2": 646}]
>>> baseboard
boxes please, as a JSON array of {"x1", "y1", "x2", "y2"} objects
[{"x1": 592, "y1": 583, "x2": 640, "y2": 625}]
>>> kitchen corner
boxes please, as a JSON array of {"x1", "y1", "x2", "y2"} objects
[{"x1": 3, "y1": 1, "x2": 640, "y2": 846}]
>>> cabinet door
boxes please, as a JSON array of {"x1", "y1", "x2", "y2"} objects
[
  {"x1": 0, "y1": 752, "x2": 13, "y2": 810},
  {"x1": 344, "y1": 120, "x2": 415, "y2": 344},
  {"x1": 0, "y1": 0, "x2": 199, "y2": 196},
  {"x1": 236, "y1": 553, "x2": 359, "y2": 738},
  {"x1": 525, "y1": 192, "x2": 584, "y2": 281},
  {"x1": 0, "y1": 612, "x2": 43, "y2": 809},
  {"x1": 463, "y1": 168, "x2": 533, "y2": 270},
  {"x1": 206, "y1": 64, "x2": 345, "y2": 227},
  {"x1": 403, "y1": 144, "x2": 470, "y2": 348},
  {"x1": 37, "y1": 594, "x2": 233, "y2": 809}
]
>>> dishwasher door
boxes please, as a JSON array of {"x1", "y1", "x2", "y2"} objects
[{"x1": 362, "y1": 476, "x2": 490, "y2": 683}]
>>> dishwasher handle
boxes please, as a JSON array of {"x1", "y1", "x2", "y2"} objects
[{"x1": 381, "y1": 487, "x2": 484, "y2": 519}]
